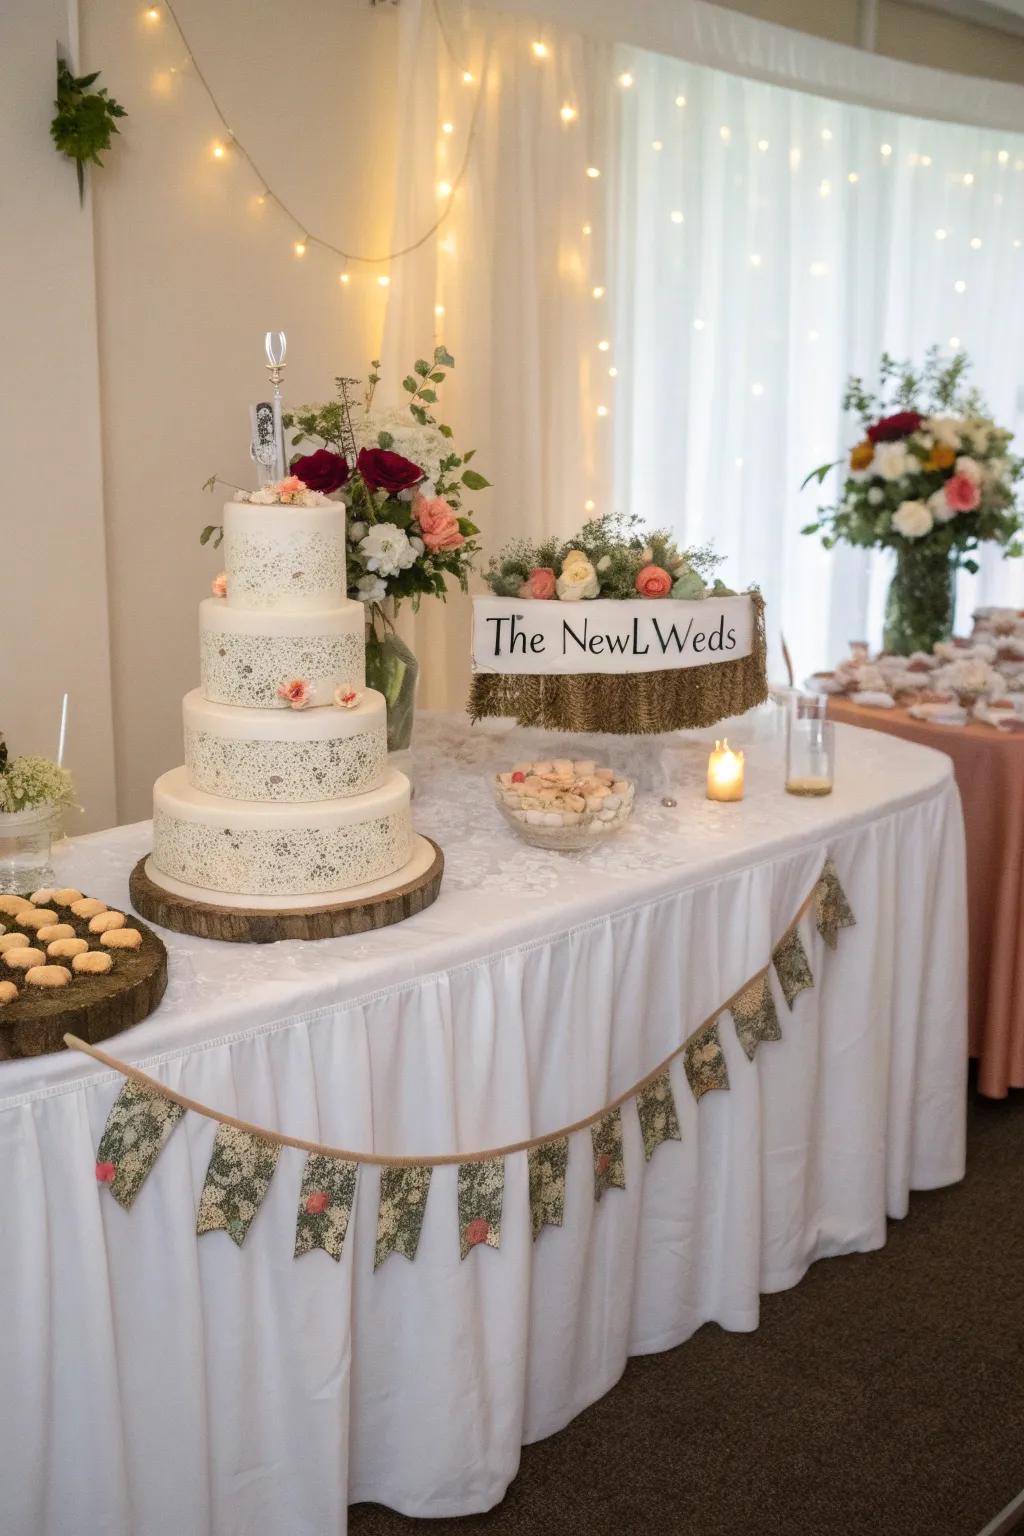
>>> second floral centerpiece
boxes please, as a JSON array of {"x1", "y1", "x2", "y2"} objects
[{"x1": 470, "y1": 513, "x2": 768, "y2": 734}]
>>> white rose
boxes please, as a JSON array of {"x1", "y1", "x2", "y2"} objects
[
  {"x1": 955, "y1": 455, "x2": 982, "y2": 485},
  {"x1": 873, "y1": 442, "x2": 912, "y2": 481},
  {"x1": 928, "y1": 488, "x2": 956, "y2": 525},
  {"x1": 926, "y1": 416, "x2": 962, "y2": 451},
  {"x1": 892, "y1": 500, "x2": 934, "y2": 539},
  {"x1": 358, "y1": 523, "x2": 416, "y2": 578},
  {"x1": 355, "y1": 573, "x2": 387, "y2": 603},
  {"x1": 867, "y1": 487, "x2": 884, "y2": 506},
  {"x1": 556, "y1": 558, "x2": 599, "y2": 600}
]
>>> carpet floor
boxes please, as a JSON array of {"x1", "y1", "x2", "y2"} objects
[{"x1": 350, "y1": 1080, "x2": 1024, "y2": 1536}]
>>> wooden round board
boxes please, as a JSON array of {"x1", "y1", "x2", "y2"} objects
[
  {"x1": 129, "y1": 838, "x2": 444, "y2": 944},
  {"x1": 0, "y1": 900, "x2": 167, "y2": 1061}
]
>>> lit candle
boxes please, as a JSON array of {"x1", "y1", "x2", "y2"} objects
[{"x1": 707, "y1": 739, "x2": 744, "y2": 802}]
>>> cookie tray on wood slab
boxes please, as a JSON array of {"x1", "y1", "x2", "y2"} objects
[{"x1": 0, "y1": 893, "x2": 167, "y2": 1060}]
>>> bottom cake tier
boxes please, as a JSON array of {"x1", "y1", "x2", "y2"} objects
[{"x1": 151, "y1": 766, "x2": 413, "y2": 897}]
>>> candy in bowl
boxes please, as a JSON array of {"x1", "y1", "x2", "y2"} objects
[{"x1": 495, "y1": 758, "x2": 635, "y2": 851}]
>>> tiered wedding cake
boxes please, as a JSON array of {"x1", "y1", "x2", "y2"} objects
[{"x1": 145, "y1": 495, "x2": 419, "y2": 908}]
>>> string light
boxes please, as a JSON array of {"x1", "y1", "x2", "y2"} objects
[
  {"x1": 821, "y1": 127, "x2": 832, "y2": 141},
  {"x1": 434, "y1": 303, "x2": 445, "y2": 316},
  {"x1": 597, "y1": 339, "x2": 610, "y2": 351},
  {"x1": 441, "y1": 121, "x2": 454, "y2": 135},
  {"x1": 670, "y1": 209, "x2": 684, "y2": 224},
  {"x1": 693, "y1": 318, "x2": 705, "y2": 330},
  {"x1": 618, "y1": 72, "x2": 634, "y2": 89},
  {"x1": 293, "y1": 238, "x2": 307, "y2": 257},
  {"x1": 934, "y1": 227, "x2": 947, "y2": 240},
  {"x1": 751, "y1": 382, "x2": 764, "y2": 397},
  {"x1": 921, "y1": 155, "x2": 932, "y2": 167},
  {"x1": 584, "y1": 499, "x2": 596, "y2": 511},
  {"x1": 675, "y1": 94, "x2": 686, "y2": 107},
  {"x1": 808, "y1": 329, "x2": 820, "y2": 342},
  {"x1": 211, "y1": 140, "x2": 226, "y2": 159},
  {"x1": 143, "y1": 4, "x2": 160, "y2": 20},
  {"x1": 819, "y1": 178, "x2": 831, "y2": 197},
  {"x1": 954, "y1": 279, "x2": 966, "y2": 292},
  {"x1": 719, "y1": 125, "x2": 731, "y2": 143},
  {"x1": 338, "y1": 272, "x2": 350, "y2": 285},
  {"x1": 809, "y1": 260, "x2": 828, "y2": 276},
  {"x1": 749, "y1": 252, "x2": 762, "y2": 267},
  {"x1": 462, "y1": 71, "x2": 474, "y2": 84},
  {"x1": 378, "y1": 274, "x2": 391, "y2": 287},
  {"x1": 437, "y1": 180, "x2": 453, "y2": 197},
  {"x1": 789, "y1": 147, "x2": 801, "y2": 170},
  {"x1": 963, "y1": 172, "x2": 975, "y2": 185},
  {"x1": 586, "y1": 166, "x2": 601, "y2": 179},
  {"x1": 560, "y1": 104, "x2": 578, "y2": 123},
  {"x1": 592, "y1": 285, "x2": 605, "y2": 298},
  {"x1": 880, "y1": 143, "x2": 893, "y2": 157},
  {"x1": 949, "y1": 335, "x2": 961, "y2": 348},
  {"x1": 998, "y1": 149, "x2": 1010, "y2": 165},
  {"x1": 582, "y1": 223, "x2": 592, "y2": 235},
  {"x1": 531, "y1": 40, "x2": 549, "y2": 59},
  {"x1": 596, "y1": 405, "x2": 609, "y2": 417},
  {"x1": 652, "y1": 140, "x2": 663, "y2": 152},
  {"x1": 608, "y1": 366, "x2": 618, "y2": 377},
  {"x1": 970, "y1": 236, "x2": 982, "y2": 249},
  {"x1": 848, "y1": 171, "x2": 859, "y2": 183},
  {"x1": 757, "y1": 138, "x2": 769, "y2": 152}
]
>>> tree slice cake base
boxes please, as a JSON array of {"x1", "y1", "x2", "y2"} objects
[
  {"x1": 0, "y1": 902, "x2": 167, "y2": 1061},
  {"x1": 129, "y1": 835, "x2": 444, "y2": 944}
]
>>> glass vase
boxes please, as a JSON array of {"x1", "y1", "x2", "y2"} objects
[
  {"x1": 883, "y1": 543, "x2": 956, "y2": 656},
  {"x1": 364, "y1": 620, "x2": 420, "y2": 777},
  {"x1": 0, "y1": 804, "x2": 57, "y2": 894}
]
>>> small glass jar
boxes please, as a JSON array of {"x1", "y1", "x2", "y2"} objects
[
  {"x1": 0, "y1": 804, "x2": 56, "y2": 894},
  {"x1": 786, "y1": 696, "x2": 834, "y2": 797}
]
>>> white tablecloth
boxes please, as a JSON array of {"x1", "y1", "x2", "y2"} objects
[{"x1": 0, "y1": 712, "x2": 967, "y2": 1536}]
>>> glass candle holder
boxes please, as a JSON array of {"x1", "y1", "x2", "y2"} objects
[
  {"x1": 707, "y1": 739, "x2": 745, "y2": 801},
  {"x1": 0, "y1": 804, "x2": 56, "y2": 894},
  {"x1": 786, "y1": 698, "x2": 834, "y2": 796}
]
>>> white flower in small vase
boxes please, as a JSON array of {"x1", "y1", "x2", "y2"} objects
[
  {"x1": 359, "y1": 523, "x2": 417, "y2": 578},
  {"x1": 873, "y1": 441, "x2": 913, "y2": 481},
  {"x1": 355, "y1": 573, "x2": 388, "y2": 603},
  {"x1": 928, "y1": 488, "x2": 957, "y2": 525},
  {"x1": 891, "y1": 500, "x2": 933, "y2": 539}
]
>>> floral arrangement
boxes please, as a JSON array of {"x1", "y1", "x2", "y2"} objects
[
  {"x1": 50, "y1": 60, "x2": 126, "y2": 204},
  {"x1": 0, "y1": 734, "x2": 77, "y2": 817},
  {"x1": 483, "y1": 512, "x2": 724, "y2": 602},
  {"x1": 802, "y1": 351, "x2": 1022, "y2": 564}
]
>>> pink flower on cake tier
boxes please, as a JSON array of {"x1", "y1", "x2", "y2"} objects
[
  {"x1": 277, "y1": 678, "x2": 312, "y2": 710},
  {"x1": 210, "y1": 572, "x2": 227, "y2": 598},
  {"x1": 521, "y1": 567, "x2": 556, "y2": 600},
  {"x1": 95, "y1": 1161, "x2": 116, "y2": 1183},
  {"x1": 464, "y1": 1218, "x2": 490, "y2": 1248},
  {"x1": 635, "y1": 564, "x2": 673, "y2": 598},
  {"x1": 944, "y1": 472, "x2": 981, "y2": 514},
  {"x1": 305, "y1": 1191, "x2": 330, "y2": 1215},
  {"x1": 414, "y1": 494, "x2": 465, "y2": 553},
  {"x1": 333, "y1": 685, "x2": 363, "y2": 710}
]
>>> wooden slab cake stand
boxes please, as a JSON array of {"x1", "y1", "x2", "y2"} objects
[
  {"x1": 0, "y1": 905, "x2": 167, "y2": 1061},
  {"x1": 129, "y1": 836, "x2": 444, "y2": 944}
]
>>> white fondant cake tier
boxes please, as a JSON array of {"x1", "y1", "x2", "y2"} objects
[
  {"x1": 182, "y1": 688, "x2": 387, "y2": 802},
  {"x1": 223, "y1": 499, "x2": 347, "y2": 610},
  {"x1": 152, "y1": 766, "x2": 413, "y2": 897},
  {"x1": 199, "y1": 598, "x2": 365, "y2": 709}
]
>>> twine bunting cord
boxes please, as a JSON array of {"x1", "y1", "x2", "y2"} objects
[{"x1": 66, "y1": 855, "x2": 835, "y2": 1169}]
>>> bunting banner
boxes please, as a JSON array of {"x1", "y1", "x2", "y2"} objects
[{"x1": 76, "y1": 856, "x2": 857, "y2": 1271}]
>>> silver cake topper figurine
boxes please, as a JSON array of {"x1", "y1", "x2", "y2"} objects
[{"x1": 249, "y1": 331, "x2": 288, "y2": 481}]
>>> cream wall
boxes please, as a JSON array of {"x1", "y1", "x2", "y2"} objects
[
  {"x1": 82, "y1": 0, "x2": 401, "y2": 822},
  {"x1": 1, "y1": 0, "x2": 117, "y2": 832}
]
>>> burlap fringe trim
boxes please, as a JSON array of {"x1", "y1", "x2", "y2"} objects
[{"x1": 468, "y1": 592, "x2": 768, "y2": 734}]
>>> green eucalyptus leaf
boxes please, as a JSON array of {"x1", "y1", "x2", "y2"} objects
[{"x1": 461, "y1": 469, "x2": 491, "y2": 490}]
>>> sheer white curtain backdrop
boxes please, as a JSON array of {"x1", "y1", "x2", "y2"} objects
[{"x1": 384, "y1": 2, "x2": 1024, "y2": 698}]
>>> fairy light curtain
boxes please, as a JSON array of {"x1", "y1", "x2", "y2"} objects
[{"x1": 381, "y1": 1, "x2": 1024, "y2": 698}]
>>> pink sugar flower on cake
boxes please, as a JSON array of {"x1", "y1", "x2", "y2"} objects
[
  {"x1": 210, "y1": 571, "x2": 227, "y2": 597},
  {"x1": 333, "y1": 685, "x2": 363, "y2": 710},
  {"x1": 944, "y1": 472, "x2": 981, "y2": 513},
  {"x1": 277, "y1": 678, "x2": 312, "y2": 709}
]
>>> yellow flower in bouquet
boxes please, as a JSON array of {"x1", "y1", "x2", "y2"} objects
[{"x1": 849, "y1": 440, "x2": 874, "y2": 471}]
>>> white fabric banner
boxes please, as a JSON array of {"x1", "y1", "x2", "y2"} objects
[{"x1": 472, "y1": 595, "x2": 754, "y2": 675}]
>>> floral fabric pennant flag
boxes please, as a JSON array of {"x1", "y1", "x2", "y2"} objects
[
  {"x1": 528, "y1": 1138, "x2": 568, "y2": 1240},
  {"x1": 684, "y1": 1020, "x2": 730, "y2": 1101},
  {"x1": 294, "y1": 1153, "x2": 358, "y2": 1262},
  {"x1": 635, "y1": 1071, "x2": 682, "y2": 1162},
  {"x1": 457, "y1": 1157, "x2": 504, "y2": 1259},
  {"x1": 772, "y1": 928, "x2": 814, "y2": 1009},
  {"x1": 196, "y1": 1124, "x2": 280, "y2": 1248},
  {"x1": 95, "y1": 1080, "x2": 185, "y2": 1210},
  {"x1": 591, "y1": 1109, "x2": 626, "y2": 1201},
  {"x1": 374, "y1": 1165, "x2": 432, "y2": 1269},
  {"x1": 730, "y1": 974, "x2": 782, "y2": 1061},
  {"x1": 815, "y1": 859, "x2": 857, "y2": 949}
]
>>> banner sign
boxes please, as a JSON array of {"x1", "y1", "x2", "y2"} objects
[{"x1": 471, "y1": 595, "x2": 754, "y2": 676}]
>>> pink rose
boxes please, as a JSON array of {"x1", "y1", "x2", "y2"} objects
[
  {"x1": 464, "y1": 1217, "x2": 490, "y2": 1247},
  {"x1": 944, "y1": 473, "x2": 981, "y2": 513},
  {"x1": 414, "y1": 494, "x2": 464, "y2": 553},
  {"x1": 524, "y1": 567, "x2": 556, "y2": 600},
  {"x1": 277, "y1": 678, "x2": 312, "y2": 709},
  {"x1": 305, "y1": 1191, "x2": 330, "y2": 1214},
  {"x1": 277, "y1": 476, "x2": 305, "y2": 496},
  {"x1": 211, "y1": 572, "x2": 227, "y2": 598},
  {"x1": 635, "y1": 564, "x2": 672, "y2": 598},
  {"x1": 95, "y1": 1161, "x2": 116, "y2": 1183}
]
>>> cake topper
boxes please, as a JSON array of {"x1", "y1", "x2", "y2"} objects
[{"x1": 249, "y1": 331, "x2": 288, "y2": 481}]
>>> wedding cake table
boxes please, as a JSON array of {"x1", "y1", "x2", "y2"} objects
[{"x1": 0, "y1": 713, "x2": 967, "y2": 1536}]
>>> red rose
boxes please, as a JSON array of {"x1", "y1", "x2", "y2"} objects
[
  {"x1": 291, "y1": 448, "x2": 350, "y2": 492},
  {"x1": 866, "y1": 411, "x2": 923, "y2": 444},
  {"x1": 356, "y1": 447, "x2": 424, "y2": 494}
]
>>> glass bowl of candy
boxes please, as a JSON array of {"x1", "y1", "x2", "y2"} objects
[{"x1": 494, "y1": 758, "x2": 635, "y2": 851}]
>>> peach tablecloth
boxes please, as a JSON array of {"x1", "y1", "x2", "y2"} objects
[{"x1": 829, "y1": 697, "x2": 1024, "y2": 1097}]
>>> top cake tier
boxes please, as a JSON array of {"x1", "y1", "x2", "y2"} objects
[{"x1": 223, "y1": 499, "x2": 347, "y2": 611}]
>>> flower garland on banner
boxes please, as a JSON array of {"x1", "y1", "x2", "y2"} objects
[{"x1": 73, "y1": 860, "x2": 855, "y2": 1267}]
